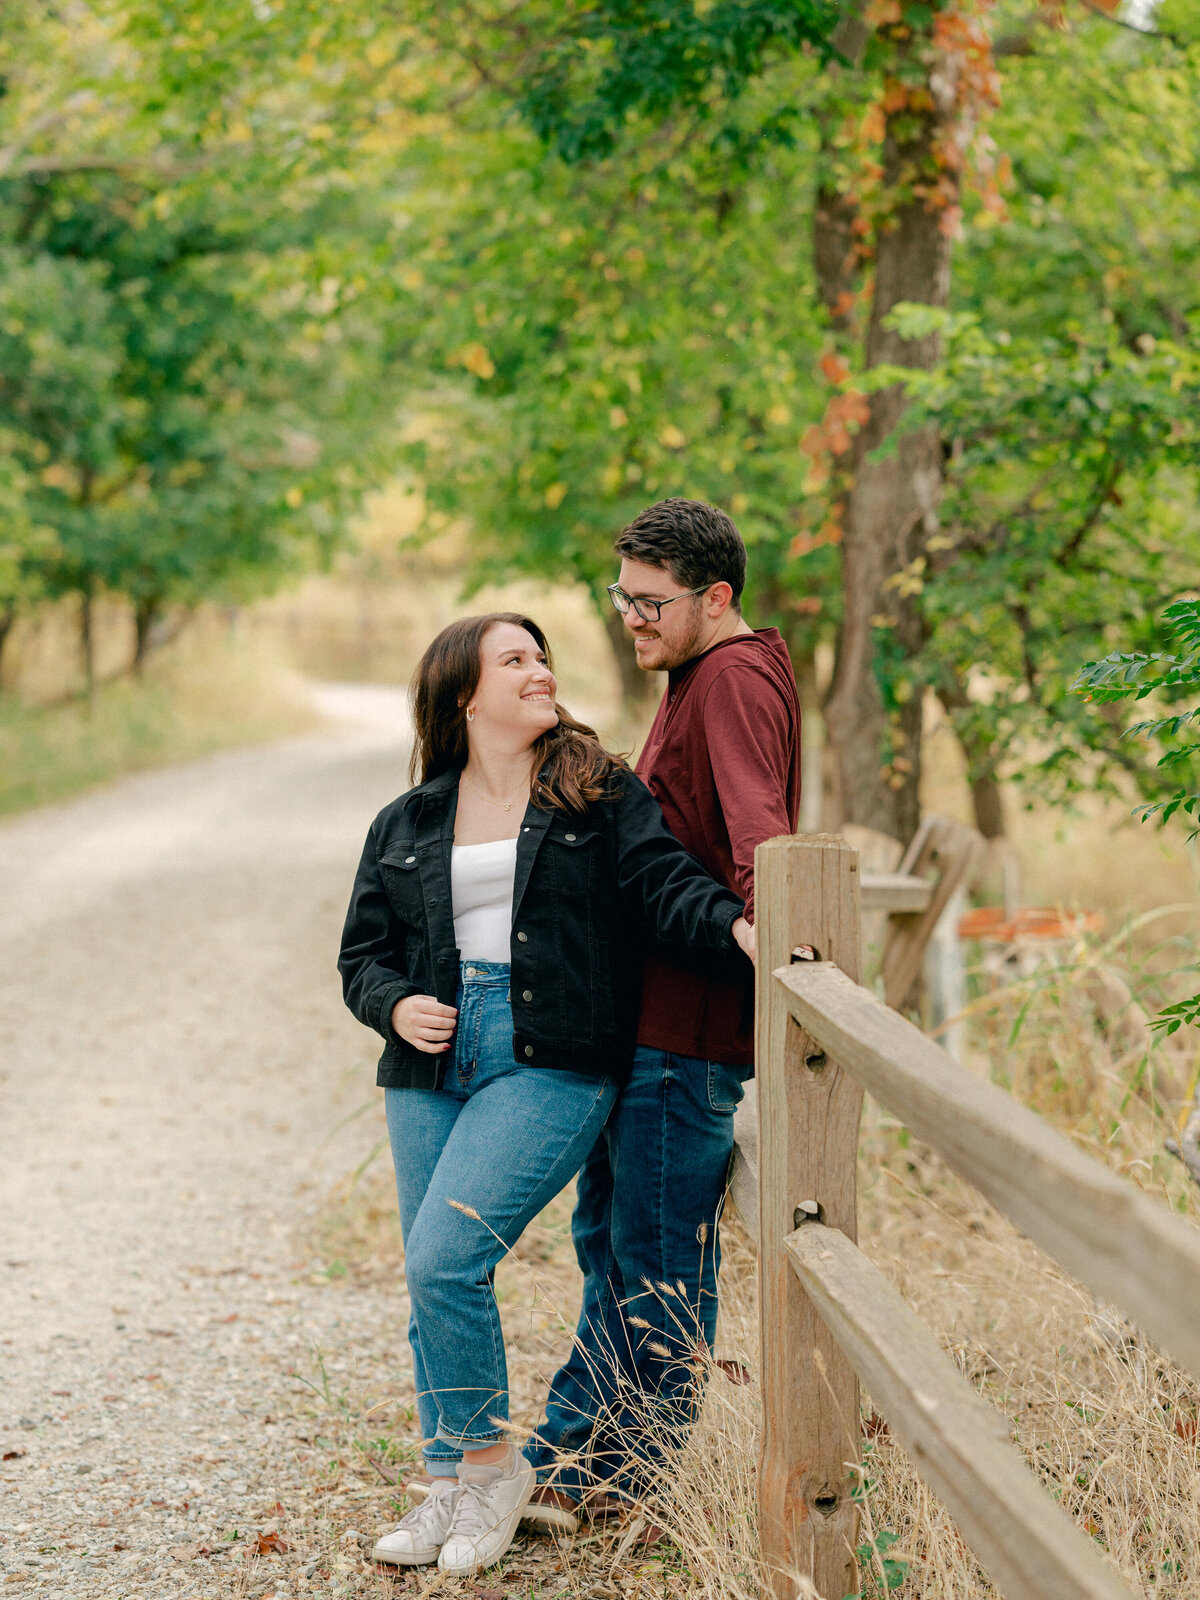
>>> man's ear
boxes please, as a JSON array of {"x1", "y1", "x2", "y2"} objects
[{"x1": 705, "y1": 581, "x2": 734, "y2": 618}]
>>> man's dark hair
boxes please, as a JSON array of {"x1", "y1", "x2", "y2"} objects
[{"x1": 614, "y1": 498, "x2": 746, "y2": 610}]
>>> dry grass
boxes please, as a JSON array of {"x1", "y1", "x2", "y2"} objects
[
  {"x1": 0, "y1": 611, "x2": 315, "y2": 815},
  {"x1": 299, "y1": 910, "x2": 1200, "y2": 1600}
]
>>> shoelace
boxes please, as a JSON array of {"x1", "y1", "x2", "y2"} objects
[
  {"x1": 444, "y1": 1478, "x2": 501, "y2": 1541},
  {"x1": 397, "y1": 1487, "x2": 455, "y2": 1534}
]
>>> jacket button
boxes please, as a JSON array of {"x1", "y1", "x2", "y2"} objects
[
  {"x1": 564, "y1": 832, "x2": 576, "y2": 841},
  {"x1": 405, "y1": 855, "x2": 416, "y2": 863},
  {"x1": 524, "y1": 1045, "x2": 534, "y2": 1058},
  {"x1": 516, "y1": 931, "x2": 528, "y2": 942},
  {"x1": 522, "y1": 989, "x2": 533, "y2": 1002}
]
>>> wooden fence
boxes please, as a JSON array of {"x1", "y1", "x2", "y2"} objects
[{"x1": 746, "y1": 834, "x2": 1200, "y2": 1600}]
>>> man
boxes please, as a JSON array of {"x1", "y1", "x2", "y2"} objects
[{"x1": 526, "y1": 497, "x2": 802, "y2": 1521}]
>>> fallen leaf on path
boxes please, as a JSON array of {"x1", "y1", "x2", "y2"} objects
[
  {"x1": 2, "y1": 1450, "x2": 26, "y2": 1460},
  {"x1": 366, "y1": 1454, "x2": 399, "y2": 1485},
  {"x1": 254, "y1": 1531, "x2": 289, "y2": 1555}
]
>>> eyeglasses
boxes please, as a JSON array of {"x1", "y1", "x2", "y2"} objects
[{"x1": 606, "y1": 582, "x2": 709, "y2": 623}]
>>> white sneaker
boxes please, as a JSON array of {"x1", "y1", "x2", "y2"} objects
[
  {"x1": 372, "y1": 1478, "x2": 460, "y2": 1565},
  {"x1": 408, "y1": 1473, "x2": 578, "y2": 1532},
  {"x1": 437, "y1": 1449, "x2": 535, "y2": 1576}
]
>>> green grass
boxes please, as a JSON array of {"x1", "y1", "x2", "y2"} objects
[{"x1": 0, "y1": 628, "x2": 314, "y2": 817}]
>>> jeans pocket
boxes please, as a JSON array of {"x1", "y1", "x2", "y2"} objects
[{"x1": 706, "y1": 1060, "x2": 747, "y2": 1114}]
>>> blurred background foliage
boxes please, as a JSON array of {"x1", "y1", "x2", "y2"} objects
[{"x1": 1, "y1": 0, "x2": 1199, "y2": 844}]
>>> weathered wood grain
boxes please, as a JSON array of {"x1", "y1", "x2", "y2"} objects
[
  {"x1": 860, "y1": 870, "x2": 935, "y2": 913},
  {"x1": 881, "y1": 814, "x2": 983, "y2": 1007},
  {"x1": 755, "y1": 835, "x2": 862, "y2": 1600},
  {"x1": 778, "y1": 961, "x2": 1200, "y2": 1383},
  {"x1": 785, "y1": 1224, "x2": 1138, "y2": 1600},
  {"x1": 728, "y1": 1078, "x2": 758, "y2": 1240}
]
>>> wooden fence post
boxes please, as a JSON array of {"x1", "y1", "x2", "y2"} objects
[{"x1": 757, "y1": 835, "x2": 863, "y2": 1600}]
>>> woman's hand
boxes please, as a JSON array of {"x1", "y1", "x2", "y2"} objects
[
  {"x1": 392, "y1": 994, "x2": 458, "y2": 1053},
  {"x1": 732, "y1": 916, "x2": 756, "y2": 965}
]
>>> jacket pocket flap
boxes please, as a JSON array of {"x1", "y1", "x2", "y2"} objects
[
  {"x1": 547, "y1": 827, "x2": 600, "y2": 848},
  {"x1": 379, "y1": 845, "x2": 422, "y2": 869}
]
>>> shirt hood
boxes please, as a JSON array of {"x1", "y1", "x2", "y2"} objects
[{"x1": 669, "y1": 626, "x2": 796, "y2": 695}]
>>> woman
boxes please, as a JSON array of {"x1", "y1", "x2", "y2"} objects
[{"x1": 338, "y1": 613, "x2": 753, "y2": 1578}]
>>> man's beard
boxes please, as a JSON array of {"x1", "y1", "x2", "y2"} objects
[{"x1": 638, "y1": 606, "x2": 707, "y2": 672}]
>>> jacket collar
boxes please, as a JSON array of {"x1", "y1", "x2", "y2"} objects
[
  {"x1": 403, "y1": 763, "x2": 556, "y2": 928},
  {"x1": 402, "y1": 767, "x2": 458, "y2": 811}
]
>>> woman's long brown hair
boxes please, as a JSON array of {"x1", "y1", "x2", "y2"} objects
[{"x1": 409, "y1": 613, "x2": 625, "y2": 814}]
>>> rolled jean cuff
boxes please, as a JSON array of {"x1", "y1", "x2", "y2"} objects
[
  {"x1": 422, "y1": 1452, "x2": 461, "y2": 1479},
  {"x1": 435, "y1": 1424, "x2": 507, "y2": 1448}
]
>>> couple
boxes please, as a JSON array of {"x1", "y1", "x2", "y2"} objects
[{"x1": 338, "y1": 498, "x2": 801, "y2": 1576}]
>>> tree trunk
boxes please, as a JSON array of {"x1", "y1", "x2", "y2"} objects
[
  {"x1": 133, "y1": 595, "x2": 163, "y2": 674},
  {"x1": 80, "y1": 587, "x2": 97, "y2": 706},
  {"x1": 936, "y1": 681, "x2": 1007, "y2": 840},
  {"x1": 824, "y1": 24, "x2": 961, "y2": 844},
  {"x1": 0, "y1": 601, "x2": 16, "y2": 687},
  {"x1": 795, "y1": 650, "x2": 826, "y2": 833}
]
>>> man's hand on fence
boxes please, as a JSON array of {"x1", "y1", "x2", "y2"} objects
[{"x1": 732, "y1": 916, "x2": 756, "y2": 964}]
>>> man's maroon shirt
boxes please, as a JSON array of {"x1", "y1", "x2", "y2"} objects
[{"x1": 634, "y1": 627, "x2": 802, "y2": 1067}]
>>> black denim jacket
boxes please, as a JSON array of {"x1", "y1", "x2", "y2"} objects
[{"x1": 338, "y1": 765, "x2": 744, "y2": 1088}]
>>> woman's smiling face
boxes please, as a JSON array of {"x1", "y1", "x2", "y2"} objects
[{"x1": 468, "y1": 621, "x2": 559, "y2": 744}]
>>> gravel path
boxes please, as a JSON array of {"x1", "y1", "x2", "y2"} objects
[{"x1": 0, "y1": 690, "x2": 423, "y2": 1599}]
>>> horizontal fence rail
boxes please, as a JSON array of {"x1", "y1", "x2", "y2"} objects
[
  {"x1": 858, "y1": 869, "x2": 933, "y2": 913},
  {"x1": 785, "y1": 1223, "x2": 1137, "y2": 1600},
  {"x1": 777, "y1": 960, "x2": 1200, "y2": 1385},
  {"x1": 752, "y1": 833, "x2": 1200, "y2": 1600}
]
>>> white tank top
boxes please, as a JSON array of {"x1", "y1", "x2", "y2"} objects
[{"x1": 450, "y1": 838, "x2": 518, "y2": 963}]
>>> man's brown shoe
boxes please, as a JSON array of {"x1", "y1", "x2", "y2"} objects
[
  {"x1": 579, "y1": 1489, "x2": 630, "y2": 1524},
  {"x1": 525, "y1": 1484, "x2": 581, "y2": 1533}
]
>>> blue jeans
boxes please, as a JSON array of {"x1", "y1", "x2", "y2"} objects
[
  {"x1": 385, "y1": 961, "x2": 617, "y2": 1477},
  {"x1": 525, "y1": 1045, "x2": 750, "y2": 1499}
]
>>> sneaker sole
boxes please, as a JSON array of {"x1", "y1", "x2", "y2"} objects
[
  {"x1": 371, "y1": 1541, "x2": 440, "y2": 1566},
  {"x1": 407, "y1": 1475, "x2": 578, "y2": 1533}
]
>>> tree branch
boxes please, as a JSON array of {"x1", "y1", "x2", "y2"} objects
[{"x1": 1077, "y1": 0, "x2": 1185, "y2": 48}]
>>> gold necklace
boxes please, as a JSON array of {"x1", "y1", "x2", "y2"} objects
[{"x1": 461, "y1": 768, "x2": 528, "y2": 814}]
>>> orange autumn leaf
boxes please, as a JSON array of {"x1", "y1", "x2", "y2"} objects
[
  {"x1": 881, "y1": 80, "x2": 908, "y2": 114},
  {"x1": 827, "y1": 422, "x2": 852, "y2": 456},
  {"x1": 819, "y1": 350, "x2": 851, "y2": 385},
  {"x1": 802, "y1": 457, "x2": 831, "y2": 494},
  {"x1": 861, "y1": 103, "x2": 886, "y2": 145},
  {"x1": 800, "y1": 424, "x2": 826, "y2": 460},
  {"x1": 827, "y1": 391, "x2": 871, "y2": 428}
]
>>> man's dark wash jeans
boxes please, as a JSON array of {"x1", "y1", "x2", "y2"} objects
[{"x1": 525, "y1": 1045, "x2": 750, "y2": 1499}]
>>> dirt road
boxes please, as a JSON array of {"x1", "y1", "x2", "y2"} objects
[{"x1": 0, "y1": 690, "x2": 418, "y2": 1598}]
